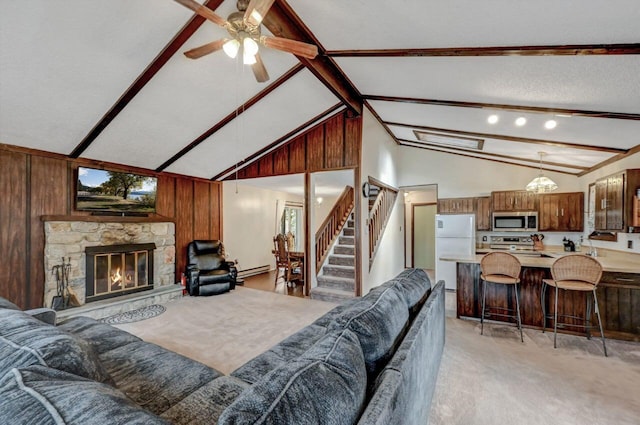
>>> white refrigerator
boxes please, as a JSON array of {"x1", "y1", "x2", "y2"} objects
[{"x1": 435, "y1": 214, "x2": 476, "y2": 291}]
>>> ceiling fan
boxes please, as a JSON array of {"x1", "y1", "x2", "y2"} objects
[{"x1": 174, "y1": 0, "x2": 318, "y2": 82}]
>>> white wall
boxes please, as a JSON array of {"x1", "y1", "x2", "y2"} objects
[
  {"x1": 313, "y1": 194, "x2": 339, "y2": 232},
  {"x1": 360, "y1": 109, "x2": 406, "y2": 294},
  {"x1": 222, "y1": 182, "x2": 303, "y2": 272}
]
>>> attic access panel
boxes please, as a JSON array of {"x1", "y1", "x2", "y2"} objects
[{"x1": 413, "y1": 130, "x2": 484, "y2": 151}]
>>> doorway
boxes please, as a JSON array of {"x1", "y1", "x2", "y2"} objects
[{"x1": 412, "y1": 204, "x2": 437, "y2": 269}]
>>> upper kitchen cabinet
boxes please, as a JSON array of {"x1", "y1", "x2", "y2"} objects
[
  {"x1": 437, "y1": 196, "x2": 491, "y2": 231},
  {"x1": 438, "y1": 197, "x2": 475, "y2": 214},
  {"x1": 594, "y1": 169, "x2": 640, "y2": 232},
  {"x1": 474, "y1": 196, "x2": 492, "y2": 231},
  {"x1": 492, "y1": 190, "x2": 537, "y2": 212},
  {"x1": 539, "y1": 192, "x2": 584, "y2": 232}
]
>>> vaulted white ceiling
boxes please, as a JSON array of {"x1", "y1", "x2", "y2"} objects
[{"x1": 1, "y1": 0, "x2": 639, "y2": 180}]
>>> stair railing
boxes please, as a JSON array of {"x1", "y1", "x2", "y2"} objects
[
  {"x1": 315, "y1": 186, "x2": 354, "y2": 273},
  {"x1": 368, "y1": 182, "x2": 398, "y2": 268}
]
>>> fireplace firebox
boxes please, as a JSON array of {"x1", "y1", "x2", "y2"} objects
[{"x1": 85, "y1": 243, "x2": 155, "y2": 302}]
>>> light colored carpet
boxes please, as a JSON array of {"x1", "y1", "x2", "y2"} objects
[
  {"x1": 115, "y1": 287, "x2": 640, "y2": 424},
  {"x1": 114, "y1": 287, "x2": 336, "y2": 374},
  {"x1": 430, "y1": 291, "x2": 640, "y2": 425}
]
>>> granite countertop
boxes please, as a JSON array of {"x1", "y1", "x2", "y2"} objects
[{"x1": 441, "y1": 247, "x2": 640, "y2": 274}]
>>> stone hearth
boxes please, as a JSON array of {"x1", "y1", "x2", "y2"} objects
[{"x1": 43, "y1": 220, "x2": 175, "y2": 308}]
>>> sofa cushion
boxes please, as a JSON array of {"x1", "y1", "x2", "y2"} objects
[
  {"x1": 0, "y1": 309, "x2": 112, "y2": 385},
  {"x1": 357, "y1": 281, "x2": 446, "y2": 425},
  {"x1": 0, "y1": 365, "x2": 169, "y2": 425},
  {"x1": 219, "y1": 329, "x2": 367, "y2": 425},
  {"x1": 58, "y1": 316, "x2": 141, "y2": 355},
  {"x1": 0, "y1": 297, "x2": 20, "y2": 311},
  {"x1": 231, "y1": 323, "x2": 328, "y2": 384},
  {"x1": 161, "y1": 376, "x2": 250, "y2": 425},
  {"x1": 329, "y1": 286, "x2": 409, "y2": 377},
  {"x1": 383, "y1": 268, "x2": 432, "y2": 314},
  {"x1": 99, "y1": 340, "x2": 223, "y2": 415}
]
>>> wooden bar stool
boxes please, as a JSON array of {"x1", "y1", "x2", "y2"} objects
[
  {"x1": 480, "y1": 252, "x2": 523, "y2": 342},
  {"x1": 541, "y1": 254, "x2": 607, "y2": 356}
]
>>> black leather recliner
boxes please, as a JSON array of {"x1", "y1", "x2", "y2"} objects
[{"x1": 186, "y1": 240, "x2": 237, "y2": 296}]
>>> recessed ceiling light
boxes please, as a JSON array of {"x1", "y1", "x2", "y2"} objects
[
  {"x1": 515, "y1": 117, "x2": 527, "y2": 126},
  {"x1": 487, "y1": 114, "x2": 499, "y2": 124},
  {"x1": 544, "y1": 119, "x2": 557, "y2": 129}
]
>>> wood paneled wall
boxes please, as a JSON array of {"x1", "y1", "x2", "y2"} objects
[
  {"x1": 0, "y1": 145, "x2": 222, "y2": 309},
  {"x1": 227, "y1": 111, "x2": 362, "y2": 180}
]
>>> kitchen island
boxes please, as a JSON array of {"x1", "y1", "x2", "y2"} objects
[{"x1": 442, "y1": 249, "x2": 640, "y2": 341}]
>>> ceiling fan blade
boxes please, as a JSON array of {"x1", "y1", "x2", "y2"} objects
[
  {"x1": 173, "y1": 0, "x2": 228, "y2": 28},
  {"x1": 262, "y1": 36, "x2": 318, "y2": 59},
  {"x1": 244, "y1": 0, "x2": 276, "y2": 27},
  {"x1": 184, "y1": 39, "x2": 227, "y2": 59},
  {"x1": 251, "y1": 53, "x2": 270, "y2": 83}
]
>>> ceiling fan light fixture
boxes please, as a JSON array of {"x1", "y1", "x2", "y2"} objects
[
  {"x1": 243, "y1": 37, "x2": 259, "y2": 56},
  {"x1": 243, "y1": 49, "x2": 257, "y2": 65},
  {"x1": 223, "y1": 39, "x2": 240, "y2": 58}
]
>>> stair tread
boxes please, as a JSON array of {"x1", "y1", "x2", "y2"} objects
[
  {"x1": 311, "y1": 286, "x2": 354, "y2": 296},
  {"x1": 317, "y1": 274, "x2": 355, "y2": 282},
  {"x1": 329, "y1": 253, "x2": 354, "y2": 259},
  {"x1": 323, "y1": 264, "x2": 354, "y2": 270}
]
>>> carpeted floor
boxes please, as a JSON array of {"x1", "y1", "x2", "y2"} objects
[
  {"x1": 114, "y1": 287, "x2": 336, "y2": 374},
  {"x1": 115, "y1": 287, "x2": 640, "y2": 424},
  {"x1": 430, "y1": 291, "x2": 640, "y2": 425}
]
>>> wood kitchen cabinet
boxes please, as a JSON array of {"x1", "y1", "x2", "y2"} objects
[
  {"x1": 594, "y1": 169, "x2": 640, "y2": 232},
  {"x1": 437, "y1": 197, "x2": 474, "y2": 214},
  {"x1": 491, "y1": 190, "x2": 537, "y2": 211},
  {"x1": 474, "y1": 196, "x2": 491, "y2": 231},
  {"x1": 538, "y1": 192, "x2": 584, "y2": 232},
  {"x1": 437, "y1": 196, "x2": 491, "y2": 230}
]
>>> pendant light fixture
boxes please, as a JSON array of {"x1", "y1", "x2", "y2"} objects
[{"x1": 526, "y1": 152, "x2": 558, "y2": 193}]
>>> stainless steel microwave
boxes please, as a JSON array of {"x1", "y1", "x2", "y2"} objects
[{"x1": 492, "y1": 211, "x2": 538, "y2": 232}]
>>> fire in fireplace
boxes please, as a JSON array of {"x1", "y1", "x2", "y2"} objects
[{"x1": 85, "y1": 243, "x2": 155, "y2": 302}]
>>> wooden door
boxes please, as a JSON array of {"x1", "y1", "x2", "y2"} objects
[
  {"x1": 538, "y1": 194, "x2": 558, "y2": 231},
  {"x1": 565, "y1": 192, "x2": 584, "y2": 231}
]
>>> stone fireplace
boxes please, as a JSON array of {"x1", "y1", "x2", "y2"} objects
[{"x1": 43, "y1": 219, "x2": 175, "y2": 308}]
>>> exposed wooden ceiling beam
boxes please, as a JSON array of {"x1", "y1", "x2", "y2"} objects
[
  {"x1": 397, "y1": 138, "x2": 586, "y2": 171},
  {"x1": 327, "y1": 43, "x2": 640, "y2": 57},
  {"x1": 578, "y1": 143, "x2": 640, "y2": 176},
  {"x1": 213, "y1": 103, "x2": 345, "y2": 181},
  {"x1": 365, "y1": 95, "x2": 640, "y2": 121},
  {"x1": 156, "y1": 63, "x2": 305, "y2": 172},
  {"x1": 69, "y1": 0, "x2": 224, "y2": 158},
  {"x1": 386, "y1": 121, "x2": 627, "y2": 154},
  {"x1": 262, "y1": 1, "x2": 362, "y2": 115}
]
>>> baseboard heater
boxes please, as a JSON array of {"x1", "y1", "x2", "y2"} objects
[{"x1": 237, "y1": 265, "x2": 270, "y2": 278}]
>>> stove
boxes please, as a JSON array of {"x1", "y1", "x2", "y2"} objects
[{"x1": 489, "y1": 236, "x2": 534, "y2": 251}]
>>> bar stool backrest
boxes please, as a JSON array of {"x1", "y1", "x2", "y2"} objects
[
  {"x1": 480, "y1": 252, "x2": 521, "y2": 279},
  {"x1": 550, "y1": 254, "x2": 603, "y2": 286}
]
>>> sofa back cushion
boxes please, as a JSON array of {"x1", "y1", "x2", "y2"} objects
[
  {"x1": 0, "y1": 365, "x2": 169, "y2": 425},
  {"x1": 218, "y1": 329, "x2": 367, "y2": 425},
  {"x1": 383, "y1": 268, "x2": 432, "y2": 314},
  {"x1": 0, "y1": 297, "x2": 20, "y2": 311},
  {"x1": 0, "y1": 309, "x2": 112, "y2": 385},
  {"x1": 329, "y1": 286, "x2": 409, "y2": 377},
  {"x1": 357, "y1": 281, "x2": 446, "y2": 425}
]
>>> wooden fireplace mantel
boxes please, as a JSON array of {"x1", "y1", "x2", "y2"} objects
[{"x1": 41, "y1": 215, "x2": 175, "y2": 223}]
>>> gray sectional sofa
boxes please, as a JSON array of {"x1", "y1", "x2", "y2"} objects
[{"x1": 0, "y1": 268, "x2": 445, "y2": 425}]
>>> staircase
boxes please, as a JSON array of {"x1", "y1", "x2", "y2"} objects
[{"x1": 310, "y1": 214, "x2": 356, "y2": 303}]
